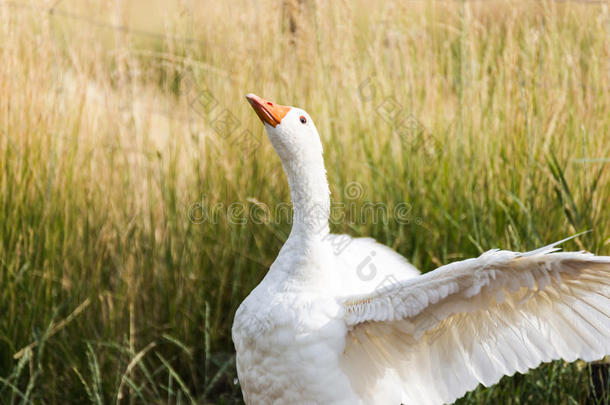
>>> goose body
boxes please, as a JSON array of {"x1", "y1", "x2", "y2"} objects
[
  {"x1": 232, "y1": 94, "x2": 610, "y2": 405},
  {"x1": 233, "y1": 234, "x2": 419, "y2": 404}
]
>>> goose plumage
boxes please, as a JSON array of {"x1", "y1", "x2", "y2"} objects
[{"x1": 232, "y1": 93, "x2": 610, "y2": 405}]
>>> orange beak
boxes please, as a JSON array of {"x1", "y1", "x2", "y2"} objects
[{"x1": 246, "y1": 93, "x2": 291, "y2": 128}]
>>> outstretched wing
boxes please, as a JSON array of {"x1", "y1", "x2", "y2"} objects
[{"x1": 339, "y1": 243, "x2": 610, "y2": 405}]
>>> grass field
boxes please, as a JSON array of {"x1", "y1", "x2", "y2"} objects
[{"x1": 1, "y1": 0, "x2": 609, "y2": 403}]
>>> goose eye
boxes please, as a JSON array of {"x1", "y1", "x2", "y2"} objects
[{"x1": 299, "y1": 116, "x2": 307, "y2": 124}]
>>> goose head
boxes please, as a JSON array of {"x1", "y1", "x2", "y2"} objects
[
  {"x1": 245, "y1": 93, "x2": 323, "y2": 165},
  {"x1": 246, "y1": 93, "x2": 330, "y2": 235}
]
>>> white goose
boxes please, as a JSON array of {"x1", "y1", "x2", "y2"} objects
[{"x1": 232, "y1": 94, "x2": 610, "y2": 405}]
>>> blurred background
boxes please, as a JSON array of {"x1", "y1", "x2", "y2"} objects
[{"x1": 0, "y1": 0, "x2": 609, "y2": 403}]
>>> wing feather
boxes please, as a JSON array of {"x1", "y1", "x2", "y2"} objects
[{"x1": 338, "y1": 245, "x2": 610, "y2": 404}]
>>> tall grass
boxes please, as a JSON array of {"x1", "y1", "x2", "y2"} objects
[{"x1": 0, "y1": 0, "x2": 609, "y2": 403}]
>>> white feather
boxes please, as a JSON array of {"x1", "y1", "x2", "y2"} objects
[{"x1": 340, "y1": 248, "x2": 610, "y2": 404}]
